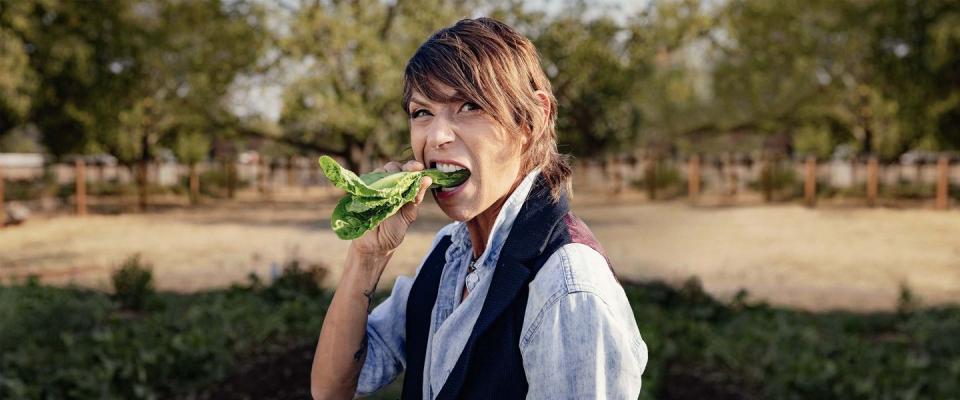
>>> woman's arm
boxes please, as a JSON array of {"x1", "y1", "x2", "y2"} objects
[
  {"x1": 310, "y1": 245, "x2": 393, "y2": 399},
  {"x1": 311, "y1": 160, "x2": 431, "y2": 400}
]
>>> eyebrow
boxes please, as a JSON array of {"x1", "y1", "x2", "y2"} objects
[
  {"x1": 409, "y1": 96, "x2": 428, "y2": 108},
  {"x1": 409, "y1": 90, "x2": 470, "y2": 111}
]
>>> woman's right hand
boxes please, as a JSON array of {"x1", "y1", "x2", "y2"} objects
[{"x1": 350, "y1": 160, "x2": 432, "y2": 256}]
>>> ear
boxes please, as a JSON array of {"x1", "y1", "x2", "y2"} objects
[{"x1": 532, "y1": 90, "x2": 551, "y2": 141}]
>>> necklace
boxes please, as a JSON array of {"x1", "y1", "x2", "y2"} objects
[{"x1": 465, "y1": 256, "x2": 480, "y2": 292}]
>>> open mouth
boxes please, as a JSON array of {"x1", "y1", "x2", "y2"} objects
[{"x1": 429, "y1": 161, "x2": 470, "y2": 197}]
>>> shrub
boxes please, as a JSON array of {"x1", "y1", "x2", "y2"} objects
[
  {"x1": 749, "y1": 162, "x2": 800, "y2": 201},
  {"x1": 263, "y1": 259, "x2": 330, "y2": 302},
  {"x1": 111, "y1": 254, "x2": 156, "y2": 311},
  {"x1": 632, "y1": 161, "x2": 687, "y2": 199}
]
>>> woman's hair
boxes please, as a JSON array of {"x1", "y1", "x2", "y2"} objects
[{"x1": 401, "y1": 17, "x2": 572, "y2": 201}]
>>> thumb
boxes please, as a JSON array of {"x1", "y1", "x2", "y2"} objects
[
  {"x1": 400, "y1": 176, "x2": 432, "y2": 224},
  {"x1": 416, "y1": 176, "x2": 432, "y2": 204}
]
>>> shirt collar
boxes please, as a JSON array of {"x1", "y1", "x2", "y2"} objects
[{"x1": 446, "y1": 168, "x2": 542, "y2": 268}]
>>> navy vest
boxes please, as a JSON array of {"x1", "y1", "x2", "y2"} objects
[{"x1": 401, "y1": 176, "x2": 609, "y2": 400}]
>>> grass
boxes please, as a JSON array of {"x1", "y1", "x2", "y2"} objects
[{"x1": 2, "y1": 271, "x2": 959, "y2": 399}]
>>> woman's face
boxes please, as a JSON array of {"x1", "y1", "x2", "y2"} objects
[{"x1": 409, "y1": 83, "x2": 526, "y2": 222}]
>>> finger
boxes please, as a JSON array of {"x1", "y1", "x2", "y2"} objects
[
  {"x1": 416, "y1": 177, "x2": 432, "y2": 204},
  {"x1": 402, "y1": 160, "x2": 424, "y2": 172},
  {"x1": 384, "y1": 161, "x2": 402, "y2": 173},
  {"x1": 399, "y1": 196, "x2": 419, "y2": 223}
]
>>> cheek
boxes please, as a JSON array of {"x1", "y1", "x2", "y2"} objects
[{"x1": 410, "y1": 129, "x2": 425, "y2": 161}]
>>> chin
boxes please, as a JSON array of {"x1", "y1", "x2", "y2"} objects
[{"x1": 439, "y1": 205, "x2": 474, "y2": 222}]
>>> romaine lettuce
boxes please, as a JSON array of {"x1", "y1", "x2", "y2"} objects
[{"x1": 318, "y1": 156, "x2": 470, "y2": 240}]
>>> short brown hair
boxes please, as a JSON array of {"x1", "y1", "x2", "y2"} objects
[{"x1": 401, "y1": 17, "x2": 572, "y2": 201}]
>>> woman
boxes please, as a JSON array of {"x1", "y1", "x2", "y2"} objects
[{"x1": 311, "y1": 17, "x2": 647, "y2": 399}]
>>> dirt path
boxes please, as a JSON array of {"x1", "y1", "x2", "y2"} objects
[{"x1": 2, "y1": 190, "x2": 959, "y2": 311}]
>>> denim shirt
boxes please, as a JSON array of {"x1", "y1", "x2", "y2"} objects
[{"x1": 356, "y1": 170, "x2": 648, "y2": 399}]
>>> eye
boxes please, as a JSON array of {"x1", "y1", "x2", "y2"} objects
[
  {"x1": 460, "y1": 102, "x2": 481, "y2": 112},
  {"x1": 410, "y1": 109, "x2": 432, "y2": 119}
]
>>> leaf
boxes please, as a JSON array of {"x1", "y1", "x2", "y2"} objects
[{"x1": 318, "y1": 156, "x2": 470, "y2": 240}]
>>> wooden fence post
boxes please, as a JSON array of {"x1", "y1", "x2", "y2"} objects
[
  {"x1": 866, "y1": 156, "x2": 879, "y2": 207},
  {"x1": 286, "y1": 156, "x2": 296, "y2": 188},
  {"x1": 257, "y1": 157, "x2": 267, "y2": 196},
  {"x1": 936, "y1": 155, "x2": 949, "y2": 210},
  {"x1": 0, "y1": 164, "x2": 6, "y2": 227},
  {"x1": 760, "y1": 154, "x2": 773, "y2": 203},
  {"x1": 688, "y1": 154, "x2": 700, "y2": 203},
  {"x1": 75, "y1": 158, "x2": 87, "y2": 216},
  {"x1": 804, "y1": 155, "x2": 817, "y2": 207},
  {"x1": 643, "y1": 154, "x2": 656, "y2": 200}
]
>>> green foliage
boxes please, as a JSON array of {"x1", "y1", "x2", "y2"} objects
[
  {"x1": 880, "y1": 180, "x2": 937, "y2": 200},
  {"x1": 262, "y1": 259, "x2": 329, "y2": 303},
  {"x1": 0, "y1": 0, "x2": 265, "y2": 163},
  {"x1": 3, "y1": 276, "x2": 959, "y2": 399},
  {"x1": 794, "y1": 125, "x2": 836, "y2": 160},
  {"x1": 2, "y1": 273, "x2": 960, "y2": 399},
  {"x1": 748, "y1": 162, "x2": 800, "y2": 201},
  {"x1": 187, "y1": 165, "x2": 249, "y2": 199},
  {"x1": 173, "y1": 131, "x2": 210, "y2": 166},
  {"x1": 632, "y1": 161, "x2": 688, "y2": 199},
  {"x1": 627, "y1": 279, "x2": 960, "y2": 400},
  {"x1": 111, "y1": 254, "x2": 156, "y2": 311},
  {"x1": 0, "y1": 276, "x2": 332, "y2": 399},
  {"x1": 319, "y1": 155, "x2": 469, "y2": 240},
  {"x1": 277, "y1": 0, "x2": 479, "y2": 170}
]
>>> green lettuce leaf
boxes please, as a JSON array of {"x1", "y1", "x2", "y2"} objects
[{"x1": 318, "y1": 155, "x2": 470, "y2": 240}]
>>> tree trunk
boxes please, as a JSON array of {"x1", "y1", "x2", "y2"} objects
[
  {"x1": 75, "y1": 159, "x2": 87, "y2": 216},
  {"x1": 936, "y1": 155, "x2": 949, "y2": 210},
  {"x1": 644, "y1": 154, "x2": 657, "y2": 200},
  {"x1": 137, "y1": 134, "x2": 151, "y2": 212},
  {"x1": 286, "y1": 156, "x2": 296, "y2": 187},
  {"x1": 226, "y1": 160, "x2": 237, "y2": 199},
  {"x1": 136, "y1": 158, "x2": 148, "y2": 212},
  {"x1": 0, "y1": 165, "x2": 6, "y2": 227},
  {"x1": 189, "y1": 163, "x2": 200, "y2": 205},
  {"x1": 862, "y1": 127, "x2": 873, "y2": 158}
]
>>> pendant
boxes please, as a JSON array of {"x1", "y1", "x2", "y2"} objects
[{"x1": 465, "y1": 271, "x2": 480, "y2": 291}]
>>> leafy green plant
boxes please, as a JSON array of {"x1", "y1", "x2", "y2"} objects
[
  {"x1": 2, "y1": 276, "x2": 960, "y2": 399},
  {"x1": 111, "y1": 254, "x2": 155, "y2": 311},
  {"x1": 633, "y1": 161, "x2": 687, "y2": 199},
  {"x1": 263, "y1": 259, "x2": 329, "y2": 302},
  {"x1": 318, "y1": 155, "x2": 470, "y2": 240}
]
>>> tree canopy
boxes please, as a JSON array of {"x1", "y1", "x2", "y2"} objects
[{"x1": 1, "y1": 0, "x2": 957, "y2": 166}]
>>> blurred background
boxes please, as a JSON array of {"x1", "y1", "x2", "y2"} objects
[{"x1": 1, "y1": 0, "x2": 959, "y2": 399}]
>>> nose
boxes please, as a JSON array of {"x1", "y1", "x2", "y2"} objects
[{"x1": 425, "y1": 117, "x2": 455, "y2": 150}]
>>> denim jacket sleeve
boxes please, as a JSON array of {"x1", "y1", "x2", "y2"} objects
[
  {"x1": 355, "y1": 223, "x2": 458, "y2": 397},
  {"x1": 521, "y1": 243, "x2": 649, "y2": 399}
]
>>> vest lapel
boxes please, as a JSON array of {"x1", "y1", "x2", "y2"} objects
[{"x1": 436, "y1": 176, "x2": 569, "y2": 399}]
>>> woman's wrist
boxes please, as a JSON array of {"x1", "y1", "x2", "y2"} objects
[{"x1": 347, "y1": 242, "x2": 394, "y2": 273}]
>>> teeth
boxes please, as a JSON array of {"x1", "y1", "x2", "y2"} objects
[{"x1": 436, "y1": 162, "x2": 465, "y2": 173}]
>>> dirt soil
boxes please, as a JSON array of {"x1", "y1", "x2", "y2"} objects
[{"x1": 2, "y1": 188, "x2": 959, "y2": 311}]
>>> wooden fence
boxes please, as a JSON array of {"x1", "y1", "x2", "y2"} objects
[
  {"x1": 0, "y1": 154, "x2": 957, "y2": 225},
  {"x1": 572, "y1": 154, "x2": 957, "y2": 209}
]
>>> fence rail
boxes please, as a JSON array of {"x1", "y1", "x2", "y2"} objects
[{"x1": 0, "y1": 154, "x2": 957, "y2": 225}]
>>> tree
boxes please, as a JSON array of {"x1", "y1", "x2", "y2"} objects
[
  {"x1": 173, "y1": 130, "x2": 211, "y2": 205},
  {"x1": 276, "y1": 0, "x2": 481, "y2": 172}
]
